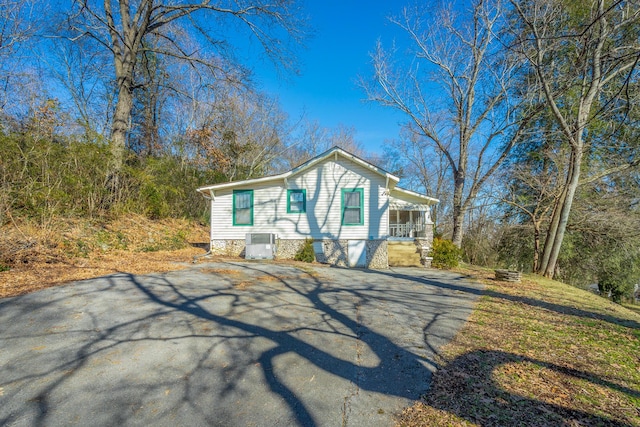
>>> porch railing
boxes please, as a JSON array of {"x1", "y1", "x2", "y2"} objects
[{"x1": 389, "y1": 223, "x2": 425, "y2": 238}]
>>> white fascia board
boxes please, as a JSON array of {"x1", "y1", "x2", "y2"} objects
[
  {"x1": 196, "y1": 173, "x2": 289, "y2": 194},
  {"x1": 288, "y1": 146, "x2": 400, "y2": 183},
  {"x1": 342, "y1": 151, "x2": 400, "y2": 183},
  {"x1": 195, "y1": 146, "x2": 401, "y2": 197},
  {"x1": 392, "y1": 187, "x2": 440, "y2": 204}
]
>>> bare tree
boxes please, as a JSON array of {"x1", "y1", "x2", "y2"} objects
[
  {"x1": 0, "y1": 0, "x2": 34, "y2": 54},
  {"x1": 282, "y1": 120, "x2": 368, "y2": 170},
  {"x1": 67, "y1": 0, "x2": 307, "y2": 178},
  {"x1": 383, "y1": 126, "x2": 453, "y2": 228},
  {"x1": 0, "y1": 0, "x2": 38, "y2": 116},
  {"x1": 363, "y1": 0, "x2": 535, "y2": 247},
  {"x1": 511, "y1": 0, "x2": 640, "y2": 278},
  {"x1": 185, "y1": 87, "x2": 290, "y2": 181},
  {"x1": 46, "y1": 38, "x2": 114, "y2": 139}
]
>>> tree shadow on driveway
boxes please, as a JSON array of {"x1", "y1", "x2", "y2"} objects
[
  {"x1": 4, "y1": 263, "x2": 632, "y2": 426},
  {"x1": 0, "y1": 262, "x2": 479, "y2": 426},
  {"x1": 124, "y1": 262, "x2": 474, "y2": 426}
]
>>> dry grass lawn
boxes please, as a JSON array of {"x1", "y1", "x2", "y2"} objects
[
  {"x1": 0, "y1": 215, "x2": 209, "y2": 298},
  {"x1": 397, "y1": 266, "x2": 640, "y2": 427},
  {"x1": 0, "y1": 247, "x2": 208, "y2": 298}
]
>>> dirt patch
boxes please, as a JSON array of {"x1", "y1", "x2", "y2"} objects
[
  {"x1": 233, "y1": 281, "x2": 253, "y2": 290},
  {"x1": 201, "y1": 268, "x2": 242, "y2": 276},
  {"x1": 198, "y1": 268, "x2": 293, "y2": 289},
  {"x1": 257, "y1": 275, "x2": 285, "y2": 282}
]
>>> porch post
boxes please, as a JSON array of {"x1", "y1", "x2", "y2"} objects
[{"x1": 409, "y1": 211, "x2": 413, "y2": 238}]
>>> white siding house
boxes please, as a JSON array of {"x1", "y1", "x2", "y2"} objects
[{"x1": 196, "y1": 147, "x2": 438, "y2": 268}]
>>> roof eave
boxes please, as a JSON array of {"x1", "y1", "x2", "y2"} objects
[
  {"x1": 288, "y1": 146, "x2": 400, "y2": 183},
  {"x1": 196, "y1": 172, "x2": 289, "y2": 194},
  {"x1": 391, "y1": 187, "x2": 440, "y2": 204},
  {"x1": 196, "y1": 146, "x2": 402, "y2": 195}
]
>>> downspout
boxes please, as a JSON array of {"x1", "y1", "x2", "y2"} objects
[{"x1": 193, "y1": 189, "x2": 215, "y2": 263}]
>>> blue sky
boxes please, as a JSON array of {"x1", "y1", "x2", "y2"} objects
[{"x1": 253, "y1": 1, "x2": 409, "y2": 154}]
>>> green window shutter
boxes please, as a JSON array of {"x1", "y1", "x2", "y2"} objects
[
  {"x1": 233, "y1": 190, "x2": 253, "y2": 226},
  {"x1": 341, "y1": 188, "x2": 364, "y2": 225},
  {"x1": 287, "y1": 189, "x2": 306, "y2": 213}
]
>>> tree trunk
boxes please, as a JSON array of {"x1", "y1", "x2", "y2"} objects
[
  {"x1": 538, "y1": 155, "x2": 575, "y2": 274},
  {"x1": 109, "y1": 27, "x2": 138, "y2": 181},
  {"x1": 538, "y1": 184, "x2": 564, "y2": 274},
  {"x1": 451, "y1": 172, "x2": 465, "y2": 247},
  {"x1": 543, "y1": 148, "x2": 583, "y2": 278},
  {"x1": 110, "y1": 81, "x2": 133, "y2": 174},
  {"x1": 103, "y1": 0, "x2": 143, "y2": 178},
  {"x1": 532, "y1": 221, "x2": 540, "y2": 272}
]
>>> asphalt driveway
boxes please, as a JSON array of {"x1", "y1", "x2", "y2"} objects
[{"x1": 0, "y1": 262, "x2": 483, "y2": 426}]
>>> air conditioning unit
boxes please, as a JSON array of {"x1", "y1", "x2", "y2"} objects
[{"x1": 245, "y1": 233, "x2": 277, "y2": 260}]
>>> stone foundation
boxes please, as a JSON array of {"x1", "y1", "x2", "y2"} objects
[
  {"x1": 275, "y1": 239, "x2": 307, "y2": 259},
  {"x1": 366, "y1": 240, "x2": 388, "y2": 269},
  {"x1": 210, "y1": 238, "x2": 389, "y2": 268},
  {"x1": 209, "y1": 239, "x2": 246, "y2": 257}
]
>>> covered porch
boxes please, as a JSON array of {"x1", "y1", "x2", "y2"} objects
[
  {"x1": 388, "y1": 191, "x2": 434, "y2": 239},
  {"x1": 389, "y1": 209, "x2": 430, "y2": 239},
  {"x1": 387, "y1": 188, "x2": 438, "y2": 267}
]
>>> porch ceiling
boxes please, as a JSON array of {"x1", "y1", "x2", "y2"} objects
[
  {"x1": 389, "y1": 202, "x2": 430, "y2": 211},
  {"x1": 388, "y1": 193, "x2": 434, "y2": 211}
]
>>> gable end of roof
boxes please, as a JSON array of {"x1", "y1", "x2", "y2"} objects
[{"x1": 197, "y1": 146, "x2": 401, "y2": 194}]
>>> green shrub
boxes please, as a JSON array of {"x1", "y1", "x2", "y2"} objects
[
  {"x1": 0, "y1": 129, "x2": 221, "y2": 224},
  {"x1": 597, "y1": 251, "x2": 640, "y2": 304},
  {"x1": 294, "y1": 239, "x2": 315, "y2": 263},
  {"x1": 95, "y1": 230, "x2": 129, "y2": 251},
  {"x1": 165, "y1": 230, "x2": 188, "y2": 250},
  {"x1": 0, "y1": 263, "x2": 10, "y2": 272},
  {"x1": 430, "y1": 237, "x2": 462, "y2": 269},
  {"x1": 121, "y1": 155, "x2": 221, "y2": 221},
  {"x1": 140, "y1": 230, "x2": 188, "y2": 252},
  {"x1": 62, "y1": 239, "x2": 91, "y2": 258}
]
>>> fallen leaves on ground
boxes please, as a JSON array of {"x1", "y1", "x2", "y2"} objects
[
  {"x1": 397, "y1": 266, "x2": 640, "y2": 427},
  {"x1": 0, "y1": 215, "x2": 209, "y2": 298},
  {"x1": 0, "y1": 247, "x2": 206, "y2": 298}
]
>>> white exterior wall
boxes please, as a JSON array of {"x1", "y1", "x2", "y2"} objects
[{"x1": 209, "y1": 157, "x2": 389, "y2": 240}]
